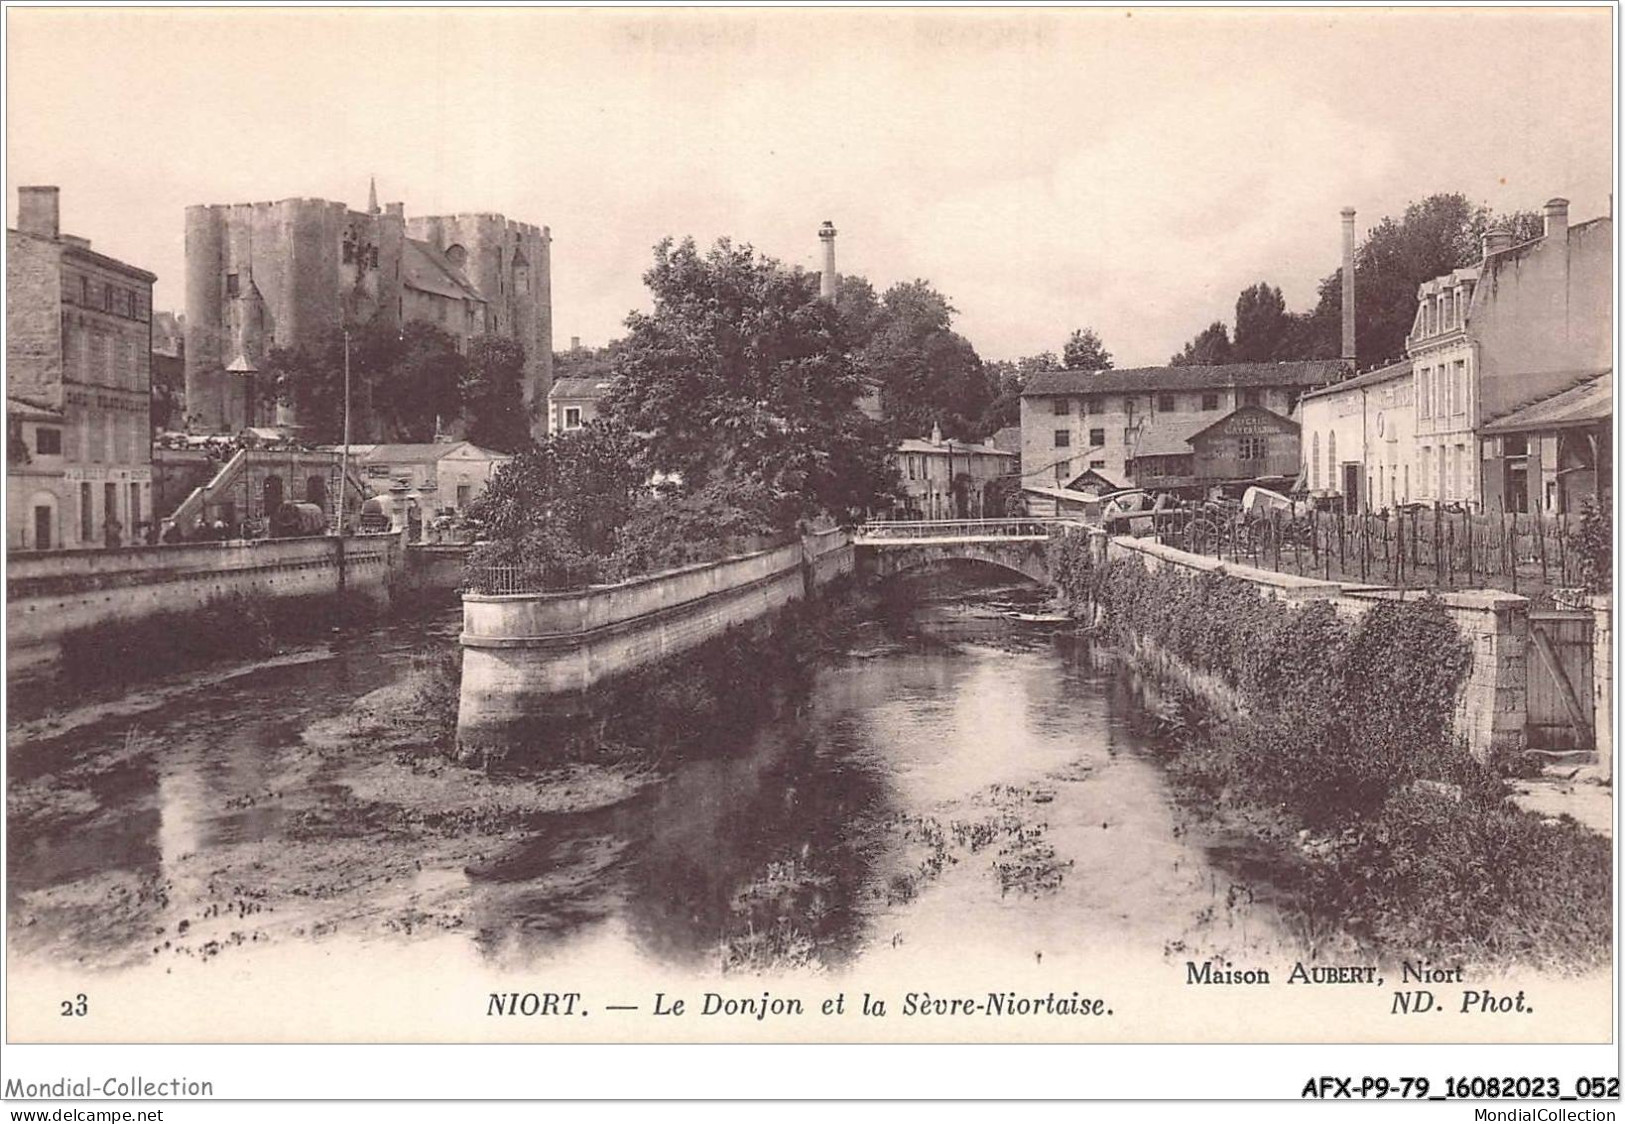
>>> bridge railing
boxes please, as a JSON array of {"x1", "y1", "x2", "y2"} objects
[{"x1": 855, "y1": 518, "x2": 1077, "y2": 541}]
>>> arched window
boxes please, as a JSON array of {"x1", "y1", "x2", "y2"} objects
[
  {"x1": 1311, "y1": 433, "x2": 1321, "y2": 490},
  {"x1": 512, "y1": 249, "x2": 530, "y2": 296},
  {"x1": 263, "y1": 475, "x2": 284, "y2": 520},
  {"x1": 306, "y1": 475, "x2": 327, "y2": 511},
  {"x1": 1327, "y1": 431, "x2": 1337, "y2": 490},
  {"x1": 445, "y1": 244, "x2": 467, "y2": 271}
]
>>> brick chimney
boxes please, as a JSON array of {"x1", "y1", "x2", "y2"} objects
[
  {"x1": 1543, "y1": 197, "x2": 1569, "y2": 241},
  {"x1": 17, "y1": 185, "x2": 60, "y2": 240},
  {"x1": 1340, "y1": 207, "x2": 1357, "y2": 365},
  {"x1": 818, "y1": 220, "x2": 837, "y2": 301}
]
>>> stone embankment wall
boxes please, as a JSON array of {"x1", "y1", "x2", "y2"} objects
[
  {"x1": 6, "y1": 535, "x2": 407, "y2": 676},
  {"x1": 1096, "y1": 532, "x2": 1546, "y2": 764},
  {"x1": 457, "y1": 528, "x2": 853, "y2": 748}
]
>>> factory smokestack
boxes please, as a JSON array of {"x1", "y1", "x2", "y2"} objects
[
  {"x1": 818, "y1": 220, "x2": 838, "y2": 301},
  {"x1": 1340, "y1": 207, "x2": 1357, "y2": 367}
]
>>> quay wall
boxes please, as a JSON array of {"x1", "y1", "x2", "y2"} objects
[
  {"x1": 457, "y1": 528, "x2": 853, "y2": 748},
  {"x1": 6, "y1": 534, "x2": 404, "y2": 676},
  {"x1": 1100, "y1": 532, "x2": 1532, "y2": 762}
]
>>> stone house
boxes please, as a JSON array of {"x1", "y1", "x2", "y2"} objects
[
  {"x1": 1020, "y1": 361, "x2": 1342, "y2": 491},
  {"x1": 7, "y1": 186, "x2": 156, "y2": 550},
  {"x1": 1296, "y1": 359, "x2": 1415, "y2": 512},
  {"x1": 1409, "y1": 198, "x2": 1611, "y2": 512},
  {"x1": 891, "y1": 424, "x2": 1018, "y2": 519},
  {"x1": 547, "y1": 376, "x2": 612, "y2": 434}
]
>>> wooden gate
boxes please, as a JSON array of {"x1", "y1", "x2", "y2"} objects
[{"x1": 1526, "y1": 609, "x2": 1595, "y2": 753}]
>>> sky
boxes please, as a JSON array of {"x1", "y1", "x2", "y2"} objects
[{"x1": 6, "y1": 6, "x2": 1614, "y2": 368}]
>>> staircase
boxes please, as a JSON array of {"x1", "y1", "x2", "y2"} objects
[{"x1": 166, "y1": 448, "x2": 250, "y2": 531}]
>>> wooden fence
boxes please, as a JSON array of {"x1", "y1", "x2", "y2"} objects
[{"x1": 1167, "y1": 507, "x2": 1602, "y2": 603}]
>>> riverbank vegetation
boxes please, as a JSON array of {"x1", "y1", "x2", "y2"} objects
[
  {"x1": 1049, "y1": 530, "x2": 1610, "y2": 971},
  {"x1": 467, "y1": 237, "x2": 898, "y2": 595},
  {"x1": 56, "y1": 590, "x2": 381, "y2": 689}
]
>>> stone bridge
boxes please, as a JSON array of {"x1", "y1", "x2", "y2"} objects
[{"x1": 854, "y1": 519, "x2": 1085, "y2": 585}]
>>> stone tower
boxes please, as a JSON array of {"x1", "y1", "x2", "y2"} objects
[
  {"x1": 407, "y1": 212, "x2": 553, "y2": 437},
  {"x1": 183, "y1": 191, "x2": 550, "y2": 437}
]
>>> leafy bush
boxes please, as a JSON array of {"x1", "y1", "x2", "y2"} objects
[
  {"x1": 1318, "y1": 788, "x2": 1612, "y2": 970},
  {"x1": 1577, "y1": 495, "x2": 1611, "y2": 594},
  {"x1": 1075, "y1": 553, "x2": 1477, "y2": 826},
  {"x1": 606, "y1": 477, "x2": 788, "y2": 581}
]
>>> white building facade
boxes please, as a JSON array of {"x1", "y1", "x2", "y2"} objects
[{"x1": 1298, "y1": 359, "x2": 1414, "y2": 513}]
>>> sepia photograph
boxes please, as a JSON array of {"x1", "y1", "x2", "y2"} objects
[{"x1": 2, "y1": 2, "x2": 1616, "y2": 1084}]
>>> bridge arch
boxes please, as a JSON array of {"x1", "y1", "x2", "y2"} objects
[{"x1": 855, "y1": 539, "x2": 1053, "y2": 585}]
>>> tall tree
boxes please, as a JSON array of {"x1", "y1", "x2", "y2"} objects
[
  {"x1": 262, "y1": 321, "x2": 401, "y2": 444},
  {"x1": 375, "y1": 320, "x2": 465, "y2": 442},
  {"x1": 979, "y1": 351, "x2": 1058, "y2": 433},
  {"x1": 1163, "y1": 194, "x2": 1557, "y2": 369},
  {"x1": 860, "y1": 279, "x2": 992, "y2": 440},
  {"x1": 467, "y1": 418, "x2": 647, "y2": 589},
  {"x1": 1231, "y1": 282, "x2": 1290, "y2": 363},
  {"x1": 463, "y1": 335, "x2": 531, "y2": 452},
  {"x1": 607, "y1": 236, "x2": 895, "y2": 525},
  {"x1": 1169, "y1": 321, "x2": 1233, "y2": 367},
  {"x1": 1062, "y1": 327, "x2": 1113, "y2": 371}
]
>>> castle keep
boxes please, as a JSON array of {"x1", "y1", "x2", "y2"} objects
[{"x1": 183, "y1": 187, "x2": 552, "y2": 437}]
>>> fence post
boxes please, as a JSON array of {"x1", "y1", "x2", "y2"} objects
[
  {"x1": 1465, "y1": 510, "x2": 1475, "y2": 587},
  {"x1": 1396, "y1": 513, "x2": 1405, "y2": 590},
  {"x1": 1537, "y1": 511, "x2": 1549, "y2": 587},
  {"x1": 1501, "y1": 510, "x2": 1514, "y2": 597},
  {"x1": 1337, "y1": 509, "x2": 1346, "y2": 574},
  {"x1": 1433, "y1": 504, "x2": 1442, "y2": 583}
]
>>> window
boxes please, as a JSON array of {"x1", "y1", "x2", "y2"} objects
[
  {"x1": 1052, "y1": 398, "x2": 1070, "y2": 415},
  {"x1": 1242, "y1": 389, "x2": 1261, "y2": 407},
  {"x1": 564, "y1": 407, "x2": 583, "y2": 429},
  {"x1": 80, "y1": 483, "x2": 93, "y2": 543},
  {"x1": 102, "y1": 284, "x2": 113, "y2": 312},
  {"x1": 1327, "y1": 431, "x2": 1336, "y2": 483},
  {"x1": 1311, "y1": 433, "x2": 1320, "y2": 490},
  {"x1": 80, "y1": 276, "x2": 90, "y2": 304},
  {"x1": 457, "y1": 484, "x2": 473, "y2": 509},
  {"x1": 1452, "y1": 361, "x2": 1467, "y2": 415},
  {"x1": 1201, "y1": 392, "x2": 1219, "y2": 411},
  {"x1": 1053, "y1": 430, "x2": 1071, "y2": 448},
  {"x1": 1088, "y1": 428, "x2": 1105, "y2": 447},
  {"x1": 1089, "y1": 460, "x2": 1106, "y2": 470},
  {"x1": 1238, "y1": 435, "x2": 1266, "y2": 460},
  {"x1": 34, "y1": 427, "x2": 61, "y2": 455},
  {"x1": 1419, "y1": 367, "x2": 1431, "y2": 418},
  {"x1": 129, "y1": 482, "x2": 141, "y2": 531},
  {"x1": 1157, "y1": 394, "x2": 1176, "y2": 412},
  {"x1": 225, "y1": 273, "x2": 240, "y2": 298},
  {"x1": 1504, "y1": 434, "x2": 1528, "y2": 457}
]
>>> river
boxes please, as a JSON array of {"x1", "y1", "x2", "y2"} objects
[{"x1": 7, "y1": 577, "x2": 1307, "y2": 992}]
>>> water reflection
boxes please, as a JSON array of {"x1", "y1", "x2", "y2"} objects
[{"x1": 9, "y1": 587, "x2": 1302, "y2": 975}]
